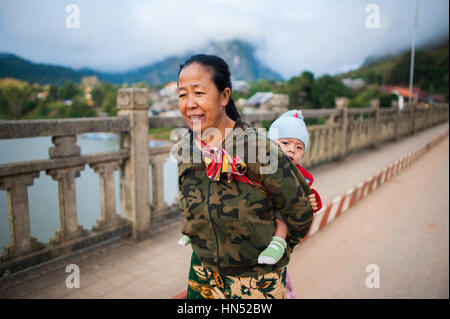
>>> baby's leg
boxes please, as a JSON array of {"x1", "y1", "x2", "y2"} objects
[
  {"x1": 274, "y1": 217, "x2": 288, "y2": 240},
  {"x1": 258, "y1": 218, "x2": 288, "y2": 265}
]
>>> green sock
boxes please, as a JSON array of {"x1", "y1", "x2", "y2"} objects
[
  {"x1": 258, "y1": 236, "x2": 287, "y2": 265},
  {"x1": 178, "y1": 235, "x2": 191, "y2": 246}
]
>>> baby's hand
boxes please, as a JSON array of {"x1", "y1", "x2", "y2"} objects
[{"x1": 308, "y1": 194, "x2": 319, "y2": 211}]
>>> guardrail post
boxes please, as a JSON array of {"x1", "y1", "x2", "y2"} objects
[
  {"x1": 0, "y1": 172, "x2": 43, "y2": 260},
  {"x1": 46, "y1": 135, "x2": 88, "y2": 244},
  {"x1": 117, "y1": 88, "x2": 151, "y2": 240},
  {"x1": 370, "y1": 99, "x2": 380, "y2": 148},
  {"x1": 410, "y1": 101, "x2": 417, "y2": 135},
  {"x1": 335, "y1": 97, "x2": 349, "y2": 159},
  {"x1": 392, "y1": 101, "x2": 400, "y2": 141}
]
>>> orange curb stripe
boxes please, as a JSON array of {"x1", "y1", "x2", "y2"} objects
[
  {"x1": 172, "y1": 289, "x2": 187, "y2": 299},
  {"x1": 367, "y1": 176, "x2": 376, "y2": 194},
  {"x1": 358, "y1": 181, "x2": 368, "y2": 200},
  {"x1": 334, "y1": 195, "x2": 347, "y2": 219},
  {"x1": 348, "y1": 188, "x2": 358, "y2": 209},
  {"x1": 318, "y1": 203, "x2": 333, "y2": 231}
]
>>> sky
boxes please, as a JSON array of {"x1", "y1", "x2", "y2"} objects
[{"x1": 0, "y1": 0, "x2": 448, "y2": 79}]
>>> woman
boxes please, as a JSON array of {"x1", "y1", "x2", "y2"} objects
[{"x1": 176, "y1": 54, "x2": 313, "y2": 299}]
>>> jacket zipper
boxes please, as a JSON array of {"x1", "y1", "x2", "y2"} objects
[{"x1": 207, "y1": 179, "x2": 221, "y2": 273}]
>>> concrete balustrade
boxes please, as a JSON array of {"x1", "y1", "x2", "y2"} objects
[{"x1": 0, "y1": 87, "x2": 448, "y2": 276}]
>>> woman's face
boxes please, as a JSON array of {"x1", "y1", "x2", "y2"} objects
[{"x1": 178, "y1": 63, "x2": 230, "y2": 133}]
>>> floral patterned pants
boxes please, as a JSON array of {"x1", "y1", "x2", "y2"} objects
[{"x1": 187, "y1": 252, "x2": 287, "y2": 299}]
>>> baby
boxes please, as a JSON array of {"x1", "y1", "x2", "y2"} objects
[{"x1": 258, "y1": 109, "x2": 323, "y2": 265}]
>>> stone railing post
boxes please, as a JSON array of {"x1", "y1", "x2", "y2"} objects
[
  {"x1": 117, "y1": 88, "x2": 151, "y2": 240},
  {"x1": 335, "y1": 97, "x2": 349, "y2": 159},
  {"x1": 0, "y1": 172, "x2": 44, "y2": 259},
  {"x1": 149, "y1": 155, "x2": 169, "y2": 212},
  {"x1": 410, "y1": 101, "x2": 417, "y2": 135},
  {"x1": 89, "y1": 161, "x2": 124, "y2": 231},
  {"x1": 370, "y1": 99, "x2": 380, "y2": 148},
  {"x1": 46, "y1": 136, "x2": 87, "y2": 245},
  {"x1": 392, "y1": 101, "x2": 400, "y2": 141}
]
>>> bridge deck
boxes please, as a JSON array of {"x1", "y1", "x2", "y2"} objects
[
  {"x1": 0, "y1": 123, "x2": 448, "y2": 299},
  {"x1": 290, "y1": 133, "x2": 449, "y2": 298}
]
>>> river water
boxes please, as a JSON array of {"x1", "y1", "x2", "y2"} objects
[{"x1": 0, "y1": 134, "x2": 178, "y2": 251}]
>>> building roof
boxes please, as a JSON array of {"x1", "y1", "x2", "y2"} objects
[
  {"x1": 383, "y1": 85, "x2": 421, "y2": 99},
  {"x1": 159, "y1": 81, "x2": 178, "y2": 97},
  {"x1": 246, "y1": 92, "x2": 274, "y2": 105},
  {"x1": 164, "y1": 81, "x2": 177, "y2": 89}
]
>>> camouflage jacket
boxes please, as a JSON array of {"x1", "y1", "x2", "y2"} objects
[{"x1": 177, "y1": 119, "x2": 313, "y2": 277}]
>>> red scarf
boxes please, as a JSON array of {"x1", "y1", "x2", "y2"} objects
[{"x1": 196, "y1": 136, "x2": 268, "y2": 195}]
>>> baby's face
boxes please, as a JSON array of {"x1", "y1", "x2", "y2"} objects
[{"x1": 277, "y1": 138, "x2": 305, "y2": 164}]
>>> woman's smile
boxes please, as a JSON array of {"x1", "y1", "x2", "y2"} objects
[{"x1": 186, "y1": 112, "x2": 205, "y2": 124}]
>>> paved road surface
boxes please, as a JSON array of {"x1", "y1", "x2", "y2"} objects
[{"x1": 289, "y1": 136, "x2": 449, "y2": 298}]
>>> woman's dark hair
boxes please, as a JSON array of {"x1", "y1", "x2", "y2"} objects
[{"x1": 178, "y1": 54, "x2": 242, "y2": 121}]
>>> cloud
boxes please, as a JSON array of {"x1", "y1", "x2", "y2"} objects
[{"x1": 0, "y1": 0, "x2": 448, "y2": 79}]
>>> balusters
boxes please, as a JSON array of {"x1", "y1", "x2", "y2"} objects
[
  {"x1": 45, "y1": 135, "x2": 87, "y2": 245},
  {"x1": 326, "y1": 126, "x2": 333, "y2": 162},
  {"x1": 46, "y1": 166, "x2": 87, "y2": 244},
  {"x1": 317, "y1": 128, "x2": 325, "y2": 162},
  {"x1": 89, "y1": 160, "x2": 124, "y2": 231},
  {"x1": 312, "y1": 127, "x2": 318, "y2": 164},
  {"x1": 0, "y1": 172, "x2": 44, "y2": 259},
  {"x1": 149, "y1": 154, "x2": 169, "y2": 212}
]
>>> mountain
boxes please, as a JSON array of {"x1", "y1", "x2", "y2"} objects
[
  {"x1": 202, "y1": 39, "x2": 283, "y2": 82},
  {"x1": 0, "y1": 39, "x2": 283, "y2": 86},
  {"x1": 337, "y1": 38, "x2": 449, "y2": 95},
  {"x1": 0, "y1": 53, "x2": 83, "y2": 85}
]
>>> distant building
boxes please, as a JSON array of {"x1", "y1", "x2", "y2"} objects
[
  {"x1": 247, "y1": 92, "x2": 274, "y2": 107},
  {"x1": 427, "y1": 94, "x2": 446, "y2": 103},
  {"x1": 36, "y1": 91, "x2": 49, "y2": 99},
  {"x1": 382, "y1": 85, "x2": 423, "y2": 109},
  {"x1": 159, "y1": 81, "x2": 177, "y2": 97},
  {"x1": 150, "y1": 82, "x2": 178, "y2": 113},
  {"x1": 82, "y1": 76, "x2": 100, "y2": 88},
  {"x1": 245, "y1": 92, "x2": 289, "y2": 112},
  {"x1": 232, "y1": 80, "x2": 250, "y2": 93},
  {"x1": 342, "y1": 78, "x2": 366, "y2": 90},
  {"x1": 81, "y1": 76, "x2": 99, "y2": 105}
]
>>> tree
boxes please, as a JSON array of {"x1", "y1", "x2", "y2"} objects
[
  {"x1": 0, "y1": 78, "x2": 31, "y2": 118},
  {"x1": 60, "y1": 81, "x2": 80, "y2": 100},
  {"x1": 285, "y1": 71, "x2": 314, "y2": 107},
  {"x1": 102, "y1": 90, "x2": 117, "y2": 116},
  {"x1": 91, "y1": 82, "x2": 117, "y2": 107},
  {"x1": 311, "y1": 75, "x2": 354, "y2": 108},
  {"x1": 349, "y1": 85, "x2": 395, "y2": 108},
  {"x1": 48, "y1": 85, "x2": 60, "y2": 101}
]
